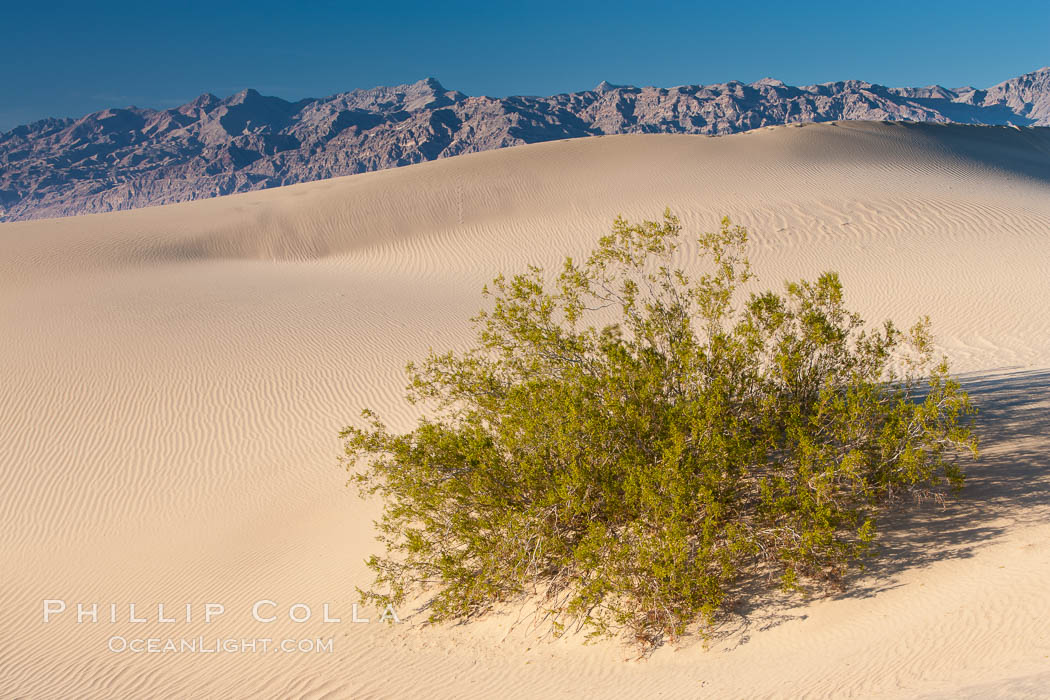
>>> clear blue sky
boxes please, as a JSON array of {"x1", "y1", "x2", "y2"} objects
[{"x1": 2, "y1": 0, "x2": 1048, "y2": 132}]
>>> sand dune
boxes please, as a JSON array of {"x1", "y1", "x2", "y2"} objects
[{"x1": 2, "y1": 122, "x2": 1049, "y2": 698}]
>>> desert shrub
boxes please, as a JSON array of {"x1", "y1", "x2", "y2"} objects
[{"x1": 340, "y1": 211, "x2": 978, "y2": 648}]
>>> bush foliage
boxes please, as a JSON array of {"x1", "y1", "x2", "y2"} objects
[{"x1": 341, "y1": 211, "x2": 978, "y2": 647}]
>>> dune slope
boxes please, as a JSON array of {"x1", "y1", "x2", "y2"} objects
[{"x1": 2, "y1": 122, "x2": 1050, "y2": 699}]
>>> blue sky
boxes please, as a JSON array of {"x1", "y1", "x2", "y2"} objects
[{"x1": 2, "y1": 0, "x2": 1048, "y2": 132}]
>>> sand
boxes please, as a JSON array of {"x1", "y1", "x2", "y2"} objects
[{"x1": 2, "y1": 121, "x2": 1049, "y2": 698}]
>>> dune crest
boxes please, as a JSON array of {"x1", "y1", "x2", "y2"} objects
[{"x1": 3, "y1": 68, "x2": 1049, "y2": 222}]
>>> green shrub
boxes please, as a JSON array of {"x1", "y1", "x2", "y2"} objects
[{"x1": 341, "y1": 211, "x2": 978, "y2": 648}]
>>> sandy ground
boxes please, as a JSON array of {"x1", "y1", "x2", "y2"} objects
[{"x1": 2, "y1": 122, "x2": 1049, "y2": 698}]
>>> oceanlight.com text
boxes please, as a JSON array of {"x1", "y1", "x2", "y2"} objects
[{"x1": 107, "y1": 636, "x2": 335, "y2": 654}]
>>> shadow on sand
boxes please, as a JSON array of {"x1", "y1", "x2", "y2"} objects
[{"x1": 711, "y1": 367, "x2": 1050, "y2": 650}]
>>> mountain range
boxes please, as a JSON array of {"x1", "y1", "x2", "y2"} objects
[{"x1": 2, "y1": 68, "x2": 1049, "y2": 221}]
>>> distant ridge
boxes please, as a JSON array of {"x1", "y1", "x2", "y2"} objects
[{"x1": 2, "y1": 68, "x2": 1049, "y2": 221}]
